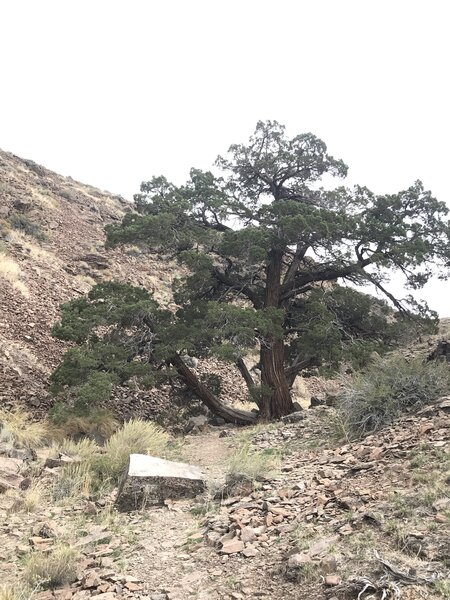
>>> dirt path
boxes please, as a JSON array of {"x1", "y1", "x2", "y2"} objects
[{"x1": 128, "y1": 430, "x2": 237, "y2": 600}]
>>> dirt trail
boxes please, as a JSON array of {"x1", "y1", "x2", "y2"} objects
[{"x1": 128, "y1": 431, "x2": 237, "y2": 600}]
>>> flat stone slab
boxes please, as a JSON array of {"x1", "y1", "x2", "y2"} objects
[{"x1": 116, "y1": 454, "x2": 206, "y2": 511}]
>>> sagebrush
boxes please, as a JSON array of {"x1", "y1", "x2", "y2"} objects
[{"x1": 337, "y1": 356, "x2": 450, "y2": 438}]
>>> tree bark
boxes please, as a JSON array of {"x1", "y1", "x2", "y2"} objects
[
  {"x1": 259, "y1": 248, "x2": 295, "y2": 419},
  {"x1": 170, "y1": 354, "x2": 257, "y2": 425}
]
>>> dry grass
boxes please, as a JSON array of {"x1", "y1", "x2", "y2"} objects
[
  {"x1": 7, "y1": 230, "x2": 59, "y2": 266},
  {"x1": 57, "y1": 437, "x2": 99, "y2": 461},
  {"x1": 0, "y1": 586, "x2": 35, "y2": 600},
  {"x1": 0, "y1": 339, "x2": 50, "y2": 376},
  {"x1": 0, "y1": 407, "x2": 48, "y2": 449},
  {"x1": 31, "y1": 189, "x2": 58, "y2": 210},
  {"x1": 229, "y1": 399, "x2": 259, "y2": 412},
  {"x1": 96, "y1": 419, "x2": 169, "y2": 481},
  {"x1": 0, "y1": 252, "x2": 29, "y2": 297},
  {"x1": 226, "y1": 442, "x2": 280, "y2": 486},
  {"x1": 24, "y1": 545, "x2": 80, "y2": 589},
  {"x1": 13, "y1": 480, "x2": 45, "y2": 513},
  {"x1": 51, "y1": 410, "x2": 118, "y2": 441},
  {"x1": 52, "y1": 462, "x2": 94, "y2": 502}
]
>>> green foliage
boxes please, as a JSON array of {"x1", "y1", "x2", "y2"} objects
[
  {"x1": 8, "y1": 212, "x2": 46, "y2": 240},
  {"x1": 338, "y1": 356, "x2": 450, "y2": 438},
  {"x1": 51, "y1": 121, "x2": 448, "y2": 419}
]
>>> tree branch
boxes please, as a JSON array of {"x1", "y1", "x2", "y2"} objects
[
  {"x1": 282, "y1": 244, "x2": 309, "y2": 287},
  {"x1": 170, "y1": 354, "x2": 256, "y2": 425},
  {"x1": 212, "y1": 268, "x2": 263, "y2": 309},
  {"x1": 283, "y1": 255, "x2": 375, "y2": 295}
]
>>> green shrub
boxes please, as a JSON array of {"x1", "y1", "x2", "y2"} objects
[
  {"x1": 338, "y1": 356, "x2": 450, "y2": 439},
  {"x1": 8, "y1": 213, "x2": 46, "y2": 240},
  {"x1": 94, "y1": 419, "x2": 169, "y2": 482}
]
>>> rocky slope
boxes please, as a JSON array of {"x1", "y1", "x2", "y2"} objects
[
  {"x1": 0, "y1": 398, "x2": 449, "y2": 599},
  {"x1": 0, "y1": 150, "x2": 255, "y2": 422}
]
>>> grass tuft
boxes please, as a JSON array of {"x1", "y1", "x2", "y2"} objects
[
  {"x1": 15, "y1": 481, "x2": 45, "y2": 513},
  {"x1": 52, "y1": 462, "x2": 94, "y2": 502},
  {"x1": 0, "y1": 586, "x2": 35, "y2": 600},
  {"x1": 94, "y1": 419, "x2": 169, "y2": 482},
  {"x1": 226, "y1": 442, "x2": 279, "y2": 487},
  {"x1": 0, "y1": 407, "x2": 48, "y2": 449},
  {"x1": 24, "y1": 545, "x2": 79, "y2": 589}
]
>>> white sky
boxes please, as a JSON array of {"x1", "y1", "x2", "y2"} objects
[{"x1": 1, "y1": 0, "x2": 449, "y2": 315}]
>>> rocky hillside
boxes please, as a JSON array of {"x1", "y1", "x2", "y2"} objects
[
  {"x1": 0, "y1": 396, "x2": 449, "y2": 599},
  {"x1": 1, "y1": 150, "x2": 448, "y2": 425},
  {"x1": 0, "y1": 151, "x2": 186, "y2": 416}
]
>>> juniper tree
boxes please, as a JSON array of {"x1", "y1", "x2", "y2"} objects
[{"x1": 51, "y1": 121, "x2": 449, "y2": 423}]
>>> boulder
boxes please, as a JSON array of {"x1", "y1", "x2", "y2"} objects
[{"x1": 116, "y1": 454, "x2": 206, "y2": 511}]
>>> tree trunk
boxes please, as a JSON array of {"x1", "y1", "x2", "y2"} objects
[
  {"x1": 170, "y1": 354, "x2": 257, "y2": 425},
  {"x1": 260, "y1": 248, "x2": 295, "y2": 419},
  {"x1": 260, "y1": 339, "x2": 294, "y2": 418}
]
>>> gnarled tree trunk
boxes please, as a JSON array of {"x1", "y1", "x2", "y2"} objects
[
  {"x1": 260, "y1": 339, "x2": 294, "y2": 419},
  {"x1": 170, "y1": 354, "x2": 256, "y2": 425},
  {"x1": 259, "y1": 248, "x2": 295, "y2": 419}
]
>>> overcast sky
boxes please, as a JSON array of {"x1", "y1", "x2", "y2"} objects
[{"x1": 1, "y1": 1, "x2": 449, "y2": 315}]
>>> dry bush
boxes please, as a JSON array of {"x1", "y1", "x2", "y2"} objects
[
  {"x1": 24, "y1": 545, "x2": 79, "y2": 589},
  {"x1": 0, "y1": 407, "x2": 48, "y2": 449},
  {"x1": 95, "y1": 419, "x2": 169, "y2": 481},
  {"x1": 50, "y1": 409, "x2": 118, "y2": 442},
  {"x1": 338, "y1": 356, "x2": 450, "y2": 439}
]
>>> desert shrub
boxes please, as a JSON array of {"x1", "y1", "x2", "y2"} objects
[
  {"x1": 0, "y1": 251, "x2": 29, "y2": 296},
  {"x1": 338, "y1": 356, "x2": 450, "y2": 439},
  {"x1": 0, "y1": 408, "x2": 48, "y2": 449},
  {"x1": 94, "y1": 419, "x2": 169, "y2": 482},
  {"x1": 49, "y1": 405, "x2": 118, "y2": 441},
  {"x1": 24, "y1": 545, "x2": 79, "y2": 589},
  {"x1": 8, "y1": 213, "x2": 46, "y2": 241},
  {"x1": 226, "y1": 442, "x2": 279, "y2": 487}
]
